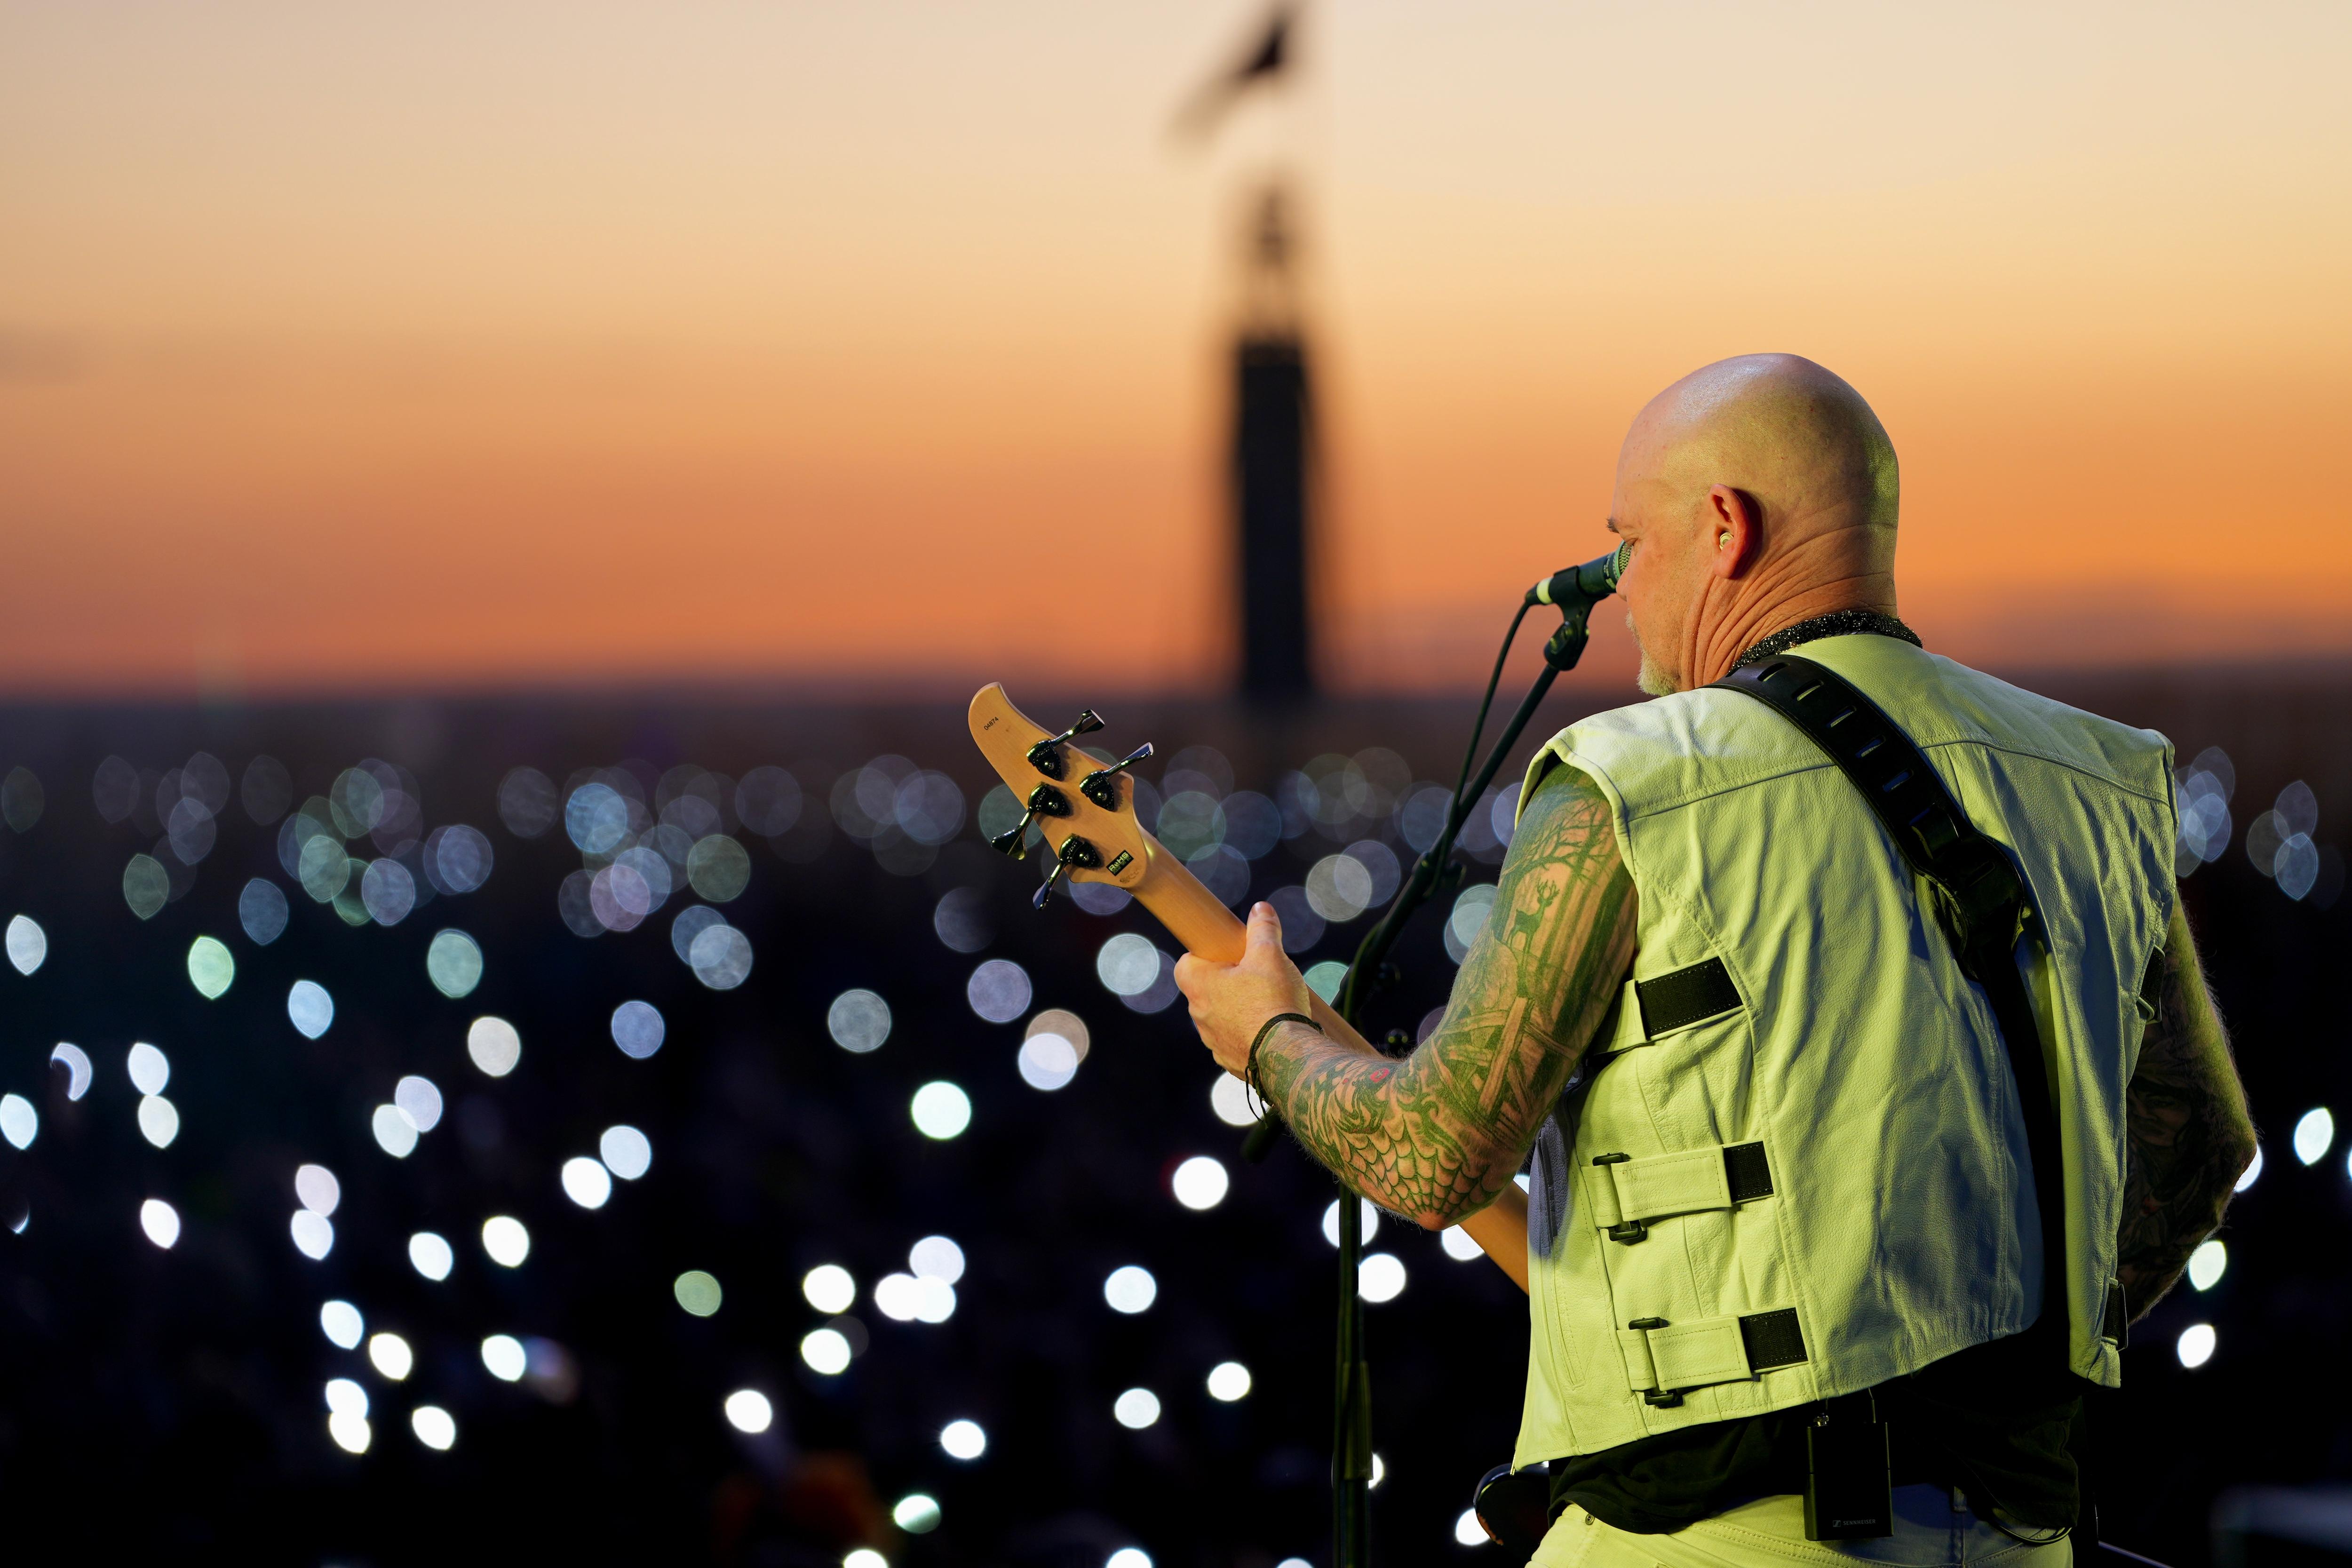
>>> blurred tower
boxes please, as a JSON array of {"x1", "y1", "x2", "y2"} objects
[
  {"x1": 1232, "y1": 183, "x2": 1315, "y2": 701},
  {"x1": 1178, "y1": 4, "x2": 1316, "y2": 702}
]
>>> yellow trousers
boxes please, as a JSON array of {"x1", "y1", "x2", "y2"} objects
[{"x1": 1531, "y1": 1485, "x2": 2072, "y2": 1568}]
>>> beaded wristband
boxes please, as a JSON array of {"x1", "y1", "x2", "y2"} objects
[{"x1": 1246, "y1": 1011, "x2": 1321, "y2": 1120}]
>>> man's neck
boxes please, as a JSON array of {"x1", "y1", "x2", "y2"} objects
[{"x1": 1689, "y1": 578, "x2": 1897, "y2": 689}]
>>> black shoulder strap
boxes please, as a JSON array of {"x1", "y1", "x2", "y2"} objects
[{"x1": 1711, "y1": 655, "x2": 2081, "y2": 1359}]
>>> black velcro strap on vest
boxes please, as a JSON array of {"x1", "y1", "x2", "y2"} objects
[
  {"x1": 1740, "y1": 1307, "x2": 1809, "y2": 1370},
  {"x1": 2101, "y1": 1281, "x2": 2129, "y2": 1347},
  {"x1": 1637, "y1": 957, "x2": 1742, "y2": 1036},
  {"x1": 1712, "y1": 655, "x2": 2073, "y2": 1364},
  {"x1": 1724, "y1": 1141, "x2": 1773, "y2": 1202}
]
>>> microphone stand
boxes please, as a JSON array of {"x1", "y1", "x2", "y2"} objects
[{"x1": 1243, "y1": 592, "x2": 1607, "y2": 1568}]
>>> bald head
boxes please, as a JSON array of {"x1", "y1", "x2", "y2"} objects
[{"x1": 1610, "y1": 354, "x2": 1901, "y2": 694}]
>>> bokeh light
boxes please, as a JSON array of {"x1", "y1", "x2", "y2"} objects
[
  {"x1": 801, "y1": 1329, "x2": 852, "y2": 1375},
  {"x1": 139, "y1": 1199, "x2": 179, "y2": 1249},
  {"x1": 238, "y1": 879, "x2": 289, "y2": 945},
  {"x1": 599, "y1": 1125, "x2": 652, "y2": 1180},
  {"x1": 1440, "y1": 1226, "x2": 1484, "y2": 1261},
  {"x1": 367, "y1": 1333, "x2": 413, "y2": 1380},
  {"x1": 481, "y1": 1216, "x2": 531, "y2": 1267},
  {"x1": 893, "y1": 1494, "x2": 942, "y2": 1534},
  {"x1": 1359, "y1": 1252, "x2": 1407, "y2": 1304},
  {"x1": 1172, "y1": 1156, "x2": 1230, "y2": 1211},
  {"x1": 1016, "y1": 1032, "x2": 1080, "y2": 1091},
  {"x1": 127, "y1": 1042, "x2": 170, "y2": 1095},
  {"x1": 0, "y1": 1094, "x2": 38, "y2": 1151},
  {"x1": 290, "y1": 1210, "x2": 334, "y2": 1260},
  {"x1": 409, "y1": 1232, "x2": 455, "y2": 1281},
  {"x1": 966, "y1": 958, "x2": 1033, "y2": 1023},
  {"x1": 411, "y1": 1405, "x2": 457, "y2": 1450},
  {"x1": 467, "y1": 1016, "x2": 522, "y2": 1077},
  {"x1": 940, "y1": 1419, "x2": 986, "y2": 1460},
  {"x1": 828, "y1": 989, "x2": 892, "y2": 1053},
  {"x1": 1103, "y1": 1265, "x2": 1157, "y2": 1314},
  {"x1": 137, "y1": 1095, "x2": 180, "y2": 1148},
  {"x1": 320, "y1": 1301, "x2": 364, "y2": 1350},
  {"x1": 562, "y1": 1157, "x2": 614, "y2": 1210},
  {"x1": 481, "y1": 1334, "x2": 527, "y2": 1382},
  {"x1": 372, "y1": 1105, "x2": 420, "y2": 1159},
  {"x1": 2177, "y1": 1323, "x2": 2217, "y2": 1369},
  {"x1": 5, "y1": 915, "x2": 46, "y2": 976},
  {"x1": 803, "y1": 1264, "x2": 857, "y2": 1314},
  {"x1": 1113, "y1": 1388, "x2": 1161, "y2": 1429},
  {"x1": 2293, "y1": 1107, "x2": 2334, "y2": 1165},
  {"x1": 723, "y1": 1389, "x2": 773, "y2": 1433},
  {"x1": 674, "y1": 1270, "x2": 723, "y2": 1317},
  {"x1": 394, "y1": 1075, "x2": 444, "y2": 1132},
  {"x1": 611, "y1": 1000, "x2": 666, "y2": 1060},
  {"x1": 287, "y1": 980, "x2": 335, "y2": 1039},
  {"x1": 2188, "y1": 1239, "x2": 2227, "y2": 1291},
  {"x1": 425, "y1": 930, "x2": 484, "y2": 997},
  {"x1": 911, "y1": 1082, "x2": 971, "y2": 1139},
  {"x1": 1209, "y1": 1074, "x2": 1258, "y2": 1128},
  {"x1": 1207, "y1": 1361, "x2": 1252, "y2": 1402}
]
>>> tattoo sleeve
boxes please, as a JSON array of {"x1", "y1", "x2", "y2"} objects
[
  {"x1": 1255, "y1": 764, "x2": 1639, "y2": 1228},
  {"x1": 2115, "y1": 900, "x2": 2259, "y2": 1320}
]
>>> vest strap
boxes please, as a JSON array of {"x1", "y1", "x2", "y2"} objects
[
  {"x1": 1635, "y1": 957, "x2": 1742, "y2": 1036},
  {"x1": 1713, "y1": 654, "x2": 2077, "y2": 1365},
  {"x1": 1588, "y1": 1142, "x2": 1775, "y2": 1242},
  {"x1": 1617, "y1": 1308, "x2": 1809, "y2": 1407}
]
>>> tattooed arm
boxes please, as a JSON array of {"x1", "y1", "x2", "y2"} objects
[
  {"x1": 2115, "y1": 900, "x2": 2258, "y2": 1320},
  {"x1": 1173, "y1": 765, "x2": 1638, "y2": 1233}
]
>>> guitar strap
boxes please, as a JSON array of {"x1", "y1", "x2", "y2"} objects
[{"x1": 1713, "y1": 654, "x2": 2114, "y2": 1544}]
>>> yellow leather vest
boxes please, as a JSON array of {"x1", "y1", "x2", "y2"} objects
[{"x1": 1511, "y1": 636, "x2": 2175, "y2": 1466}]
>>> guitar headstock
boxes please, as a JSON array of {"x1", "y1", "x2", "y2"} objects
[{"x1": 967, "y1": 685, "x2": 1156, "y2": 908}]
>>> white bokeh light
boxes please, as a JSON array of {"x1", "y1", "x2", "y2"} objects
[
  {"x1": 724, "y1": 1389, "x2": 774, "y2": 1434},
  {"x1": 329, "y1": 1413, "x2": 371, "y2": 1454},
  {"x1": 1016, "y1": 1032, "x2": 1080, "y2": 1091},
  {"x1": 137, "y1": 1094, "x2": 180, "y2": 1148},
  {"x1": 320, "y1": 1300, "x2": 364, "y2": 1349},
  {"x1": 2176, "y1": 1322, "x2": 2217, "y2": 1369},
  {"x1": 368, "y1": 1332, "x2": 414, "y2": 1380},
  {"x1": 371, "y1": 1105, "x2": 419, "y2": 1159},
  {"x1": 326, "y1": 1377, "x2": 369, "y2": 1419},
  {"x1": 2235, "y1": 1146, "x2": 2264, "y2": 1192},
  {"x1": 801, "y1": 1328, "x2": 852, "y2": 1375},
  {"x1": 911, "y1": 1081, "x2": 971, "y2": 1139},
  {"x1": 940, "y1": 1419, "x2": 987, "y2": 1460},
  {"x1": 803, "y1": 1264, "x2": 857, "y2": 1314},
  {"x1": 287, "y1": 980, "x2": 334, "y2": 1039},
  {"x1": 827, "y1": 989, "x2": 891, "y2": 1052},
  {"x1": 1207, "y1": 1361, "x2": 1252, "y2": 1402},
  {"x1": 2187, "y1": 1239, "x2": 2227, "y2": 1291},
  {"x1": 1171, "y1": 1156, "x2": 1229, "y2": 1211},
  {"x1": 1113, "y1": 1388, "x2": 1161, "y2": 1429},
  {"x1": 1440, "y1": 1225, "x2": 1484, "y2": 1261},
  {"x1": 0, "y1": 1093, "x2": 34, "y2": 1150},
  {"x1": 394, "y1": 1075, "x2": 443, "y2": 1133},
  {"x1": 1455, "y1": 1509, "x2": 1489, "y2": 1547},
  {"x1": 600, "y1": 1124, "x2": 652, "y2": 1180},
  {"x1": 411, "y1": 1405, "x2": 457, "y2": 1450},
  {"x1": 1359, "y1": 1253, "x2": 1407, "y2": 1304},
  {"x1": 295, "y1": 1163, "x2": 341, "y2": 1216},
  {"x1": 482, "y1": 1334, "x2": 527, "y2": 1382},
  {"x1": 562, "y1": 1156, "x2": 614, "y2": 1210},
  {"x1": 127, "y1": 1042, "x2": 170, "y2": 1095},
  {"x1": 409, "y1": 1232, "x2": 455, "y2": 1281},
  {"x1": 2293, "y1": 1107, "x2": 2333, "y2": 1165},
  {"x1": 909, "y1": 1235, "x2": 965, "y2": 1285},
  {"x1": 893, "y1": 1493, "x2": 942, "y2": 1534},
  {"x1": 1107, "y1": 1550, "x2": 1152, "y2": 1568},
  {"x1": 467, "y1": 1015, "x2": 522, "y2": 1077},
  {"x1": 1103, "y1": 1265, "x2": 1157, "y2": 1314},
  {"x1": 140, "y1": 1198, "x2": 180, "y2": 1248},
  {"x1": 481, "y1": 1216, "x2": 531, "y2": 1267},
  {"x1": 291, "y1": 1210, "x2": 334, "y2": 1260}
]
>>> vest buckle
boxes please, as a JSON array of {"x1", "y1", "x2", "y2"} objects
[
  {"x1": 1591, "y1": 1153, "x2": 1649, "y2": 1242},
  {"x1": 1626, "y1": 1318, "x2": 1683, "y2": 1404}
]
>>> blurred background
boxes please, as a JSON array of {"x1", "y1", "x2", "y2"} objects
[{"x1": 1, "y1": 2, "x2": 2347, "y2": 1563}]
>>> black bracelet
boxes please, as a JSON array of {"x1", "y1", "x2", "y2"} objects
[{"x1": 1246, "y1": 1011, "x2": 1322, "y2": 1120}]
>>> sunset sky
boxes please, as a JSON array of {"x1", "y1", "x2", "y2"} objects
[{"x1": 3, "y1": 0, "x2": 2347, "y2": 697}]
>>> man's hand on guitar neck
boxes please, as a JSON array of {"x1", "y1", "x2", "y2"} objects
[{"x1": 1173, "y1": 767, "x2": 1638, "y2": 1242}]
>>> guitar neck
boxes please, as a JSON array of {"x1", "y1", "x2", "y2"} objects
[{"x1": 1131, "y1": 833, "x2": 1247, "y2": 964}]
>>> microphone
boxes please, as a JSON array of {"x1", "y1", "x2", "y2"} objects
[{"x1": 1526, "y1": 542, "x2": 1631, "y2": 611}]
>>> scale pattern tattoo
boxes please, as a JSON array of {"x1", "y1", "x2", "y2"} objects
[
  {"x1": 2114, "y1": 905, "x2": 2258, "y2": 1320},
  {"x1": 1257, "y1": 767, "x2": 1638, "y2": 1229}
]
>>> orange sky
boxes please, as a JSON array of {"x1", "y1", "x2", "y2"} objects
[{"x1": 3, "y1": 0, "x2": 2348, "y2": 697}]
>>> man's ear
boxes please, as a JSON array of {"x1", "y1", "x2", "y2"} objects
[{"x1": 1705, "y1": 486, "x2": 1759, "y2": 580}]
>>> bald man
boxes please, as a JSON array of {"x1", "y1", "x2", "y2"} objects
[{"x1": 1176, "y1": 355, "x2": 2254, "y2": 1563}]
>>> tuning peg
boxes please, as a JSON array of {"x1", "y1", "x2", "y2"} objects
[
  {"x1": 988, "y1": 783, "x2": 1074, "y2": 859},
  {"x1": 1032, "y1": 833, "x2": 1104, "y2": 910},
  {"x1": 1026, "y1": 709, "x2": 1106, "y2": 780},
  {"x1": 1079, "y1": 741, "x2": 1154, "y2": 810}
]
